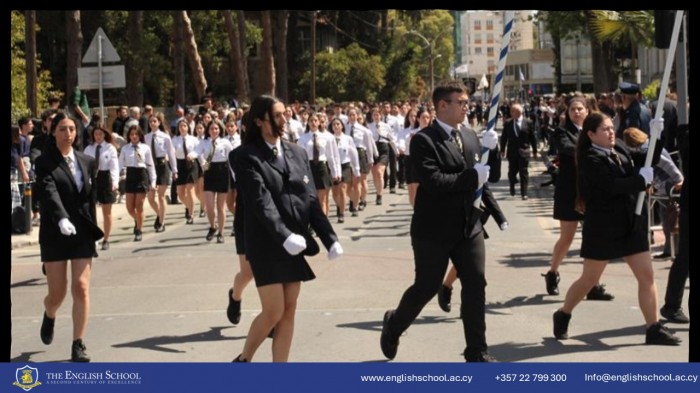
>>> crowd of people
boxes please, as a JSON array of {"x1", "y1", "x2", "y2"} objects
[{"x1": 11, "y1": 78, "x2": 689, "y2": 362}]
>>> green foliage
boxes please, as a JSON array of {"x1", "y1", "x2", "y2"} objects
[
  {"x1": 589, "y1": 11, "x2": 654, "y2": 48},
  {"x1": 299, "y1": 43, "x2": 385, "y2": 103},
  {"x1": 11, "y1": 10, "x2": 57, "y2": 122},
  {"x1": 642, "y1": 79, "x2": 660, "y2": 102}
]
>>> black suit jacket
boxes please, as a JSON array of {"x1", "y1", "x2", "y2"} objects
[
  {"x1": 409, "y1": 121, "x2": 501, "y2": 242},
  {"x1": 500, "y1": 117, "x2": 537, "y2": 159},
  {"x1": 235, "y1": 139, "x2": 338, "y2": 263},
  {"x1": 35, "y1": 143, "x2": 103, "y2": 247}
]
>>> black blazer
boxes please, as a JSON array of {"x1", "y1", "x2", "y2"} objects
[
  {"x1": 235, "y1": 139, "x2": 338, "y2": 263},
  {"x1": 409, "y1": 121, "x2": 501, "y2": 242},
  {"x1": 579, "y1": 139, "x2": 660, "y2": 239},
  {"x1": 500, "y1": 117, "x2": 537, "y2": 159},
  {"x1": 35, "y1": 143, "x2": 104, "y2": 248}
]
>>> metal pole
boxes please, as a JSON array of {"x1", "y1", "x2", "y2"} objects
[
  {"x1": 675, "y1": 13, "x2": 688, "y2": 125},
  {"x1": 429, "y1": 45, "x2": 434, "y2": 93},
  {"x1": 98, "y1": 34, "x2": 105, "y2": 121}
]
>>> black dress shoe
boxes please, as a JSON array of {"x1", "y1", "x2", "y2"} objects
[
  {"x1": 653, "y1": 252, "x2": 672, "y2": 259},
  {"x1": 645, "y1": 322, "x2": 682, "y2": 345},
  {"x1": 380, "y1": 310, "x2": 399, "y2": 359},
  {"x1": 71, "y1": 338, "x2": 91, "y2": 362},
  {"x1": 186, "y1": 217, "x2": 194, "y2": 225},
  {"x1": 553, "y1": 309, "x2": 571, "y2": 339},
  {"x1": 509, "y1": 185, "x2": 516, "y2": 196},
  {"x1": 390, "y1": 188, "x2": 396, "y2": 194},
  {"x1": 337, "y1": 215, "x2": 344, "y2": 224},
  {"x1": 40, "y1": 312, "x2": 55, "y2": 345},
  {"x1": 216, "y1": 233, "x2": 225, "y2": 243},
  {"x1": 437, "y1": 285, "x2": 452, "y2": 313},
  {"x1": 134, "y1": 229, "x2": 142, "y2": 242},
  {"x1": 586, "y1": 283, "x2": 614, "y2": 300},
  {"x1": 227, "y1": 289, "x2": 241, "y2": 325},
  {"x1": 232, "y1": 354, "x2": 249, "y2": 362},
  {"x1": 358, "y1": 201, "x2": 366, "y2": 211},
  {"x1": 230, "y1": 228, "x2": 236, "y2": 237},
  {"x1": 206, "y1": 227, "x2": 216, "y2": 241},
  {"x1": 199, "y1": 210, "x2": 206, "y2": 218},
  {"x1": 155, "y1": 223, "x2": 166, "y2": 233},
  {"x1": 521, "y1": 195, "x2": 528, "y2": 200},
  {"x1": 101, "y1": 241, "x2": 110, "y2": 251},
  {"x1": 153, "y1": 216, "x2": 161, "y2": 230},
  {"x1": 376, "y1": 195, "x2": 382, "y2": 205},
  {"x1": 542, "y1": 271, "x2": 560, "y2": 295},
  {"x1": 660, "y1": 306, "x2": 690, "y2": 324},
  {"x1": 466, "y1": 352, "x2": 498, "y2": 362}
]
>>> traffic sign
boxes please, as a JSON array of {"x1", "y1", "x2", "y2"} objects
[
  {"x1": 82, "y1": 27, "x2": 121, "y2": 63},
  {"x1": 78, "y1": 65, "x2": 126, "y2": 90}
]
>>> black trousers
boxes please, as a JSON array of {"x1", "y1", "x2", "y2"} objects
[
  {"x1": 397, "y1": 154, "x2": 406, "y2": 185},
  {"x1": 507, "y1": 155, "x2": 530, "y2": 197},
  {"x1": 663, "y1": 198, "x2": 688, "y2": 309},
  {"x1": 390, "y1": 232, "x2": 487, "y2": 359},
  {"x1": 384, "y1": 147, "x2": 398, "y2": 189}
]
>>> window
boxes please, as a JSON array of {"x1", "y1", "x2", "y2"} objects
[
  {"x1": 487, "y1": 47, "x2": 495, "y2": 57},
  {"x1": 474, "y1": 33, "x2": 482, "y2": 44},
  {"x1": 486, "y1": 20, "x2": 494, "y2": 30},
  {"x1": 475, "y1": 47, "x2": 482, "y2": 55},
  {"x1": 486, "y1": 33, "x2": 494, "y2": 44},
  {"x1": 474, "y1": 20, "x2": 481, "y2": 30}
]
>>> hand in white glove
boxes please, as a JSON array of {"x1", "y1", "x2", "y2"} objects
[
  {"x1": 473, "y1": 163, "x2": 490, "y2": 187},
  {"x1": 481, "y1": 129, "x2": 499, "y2": 150},
  {"x1": 327, "y1": 242, "x2": 344, "y2": 260},
  {"x1": 639, "y1": 166, "x2": 654, "y2": 185},
  {"x1": 650, "y1": 118, "x2": 664, "y2": 139},
  {"x1": 58, "y1": 218, "x2": 77, "y2": 236},
  {"x1": 283, "y1": 233, "x2": 307, "y2": 256},
  {"x1": 500, "y1": 222, "x2": 509, "y2": 231}
]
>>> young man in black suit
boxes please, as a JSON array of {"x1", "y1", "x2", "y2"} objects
[
  {"x1": 500, "y1": 103, "x2": 537, "y2": 200},
  {"x1": 380, "y1": 81, "x2": 501, "y2": 362}
]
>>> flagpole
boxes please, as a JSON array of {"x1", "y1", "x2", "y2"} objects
[
  {"x1": 474, "y1": 10, "x2": 514, "y2": 208},
  {"x1": 634, "y1": 10, "x2": 684, "y2": 215}
]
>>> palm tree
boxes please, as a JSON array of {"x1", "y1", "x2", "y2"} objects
[{"x1": 588, "y1": 10, "x2": 654, "y2": 81}]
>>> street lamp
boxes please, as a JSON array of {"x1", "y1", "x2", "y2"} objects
[
  {"x1": 407, "y1": 30, "x2": 434, "y2": 92},
  {"x1": 432, "y1": 54, "x2": 443, "y2": 91}
]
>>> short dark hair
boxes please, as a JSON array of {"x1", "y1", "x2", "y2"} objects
[
  {"x1": 18, "y1": 117, "x2": 32, "y2": 128},
  {"x1": 432, "y1": 81, "x2": 467, "y2": 109}
]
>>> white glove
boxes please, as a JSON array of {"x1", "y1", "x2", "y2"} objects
[
  {"x1": 58, "y1": 218, "x2": 77, "y2": 236},
  {"x1": 327, "y1": 242, "x2": 344, "y2": 260},
  {"x1": 481, "y1": 129, "x2": 499, "y2": 150},
  {"x1": 500, "y1": 222, "x2": 509, "y2": 231},
  {"x1": 473, "y1": 163, "x2": 490, "y2": 187},
  {"x1": 650, "y1": 118, "x2": 664, "y2": 139},
  {"x1": 283, "y1": 233, "x2": 307, "y2": 256},
  {"x1": 639, "y1": 166, "x2": 654, "y2": 185}
]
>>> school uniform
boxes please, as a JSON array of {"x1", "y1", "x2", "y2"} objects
[
  {"x1": 234, "y1": 138, "x2": 339, "y2": 286},
  {"x1": 345, "y1": 122, "x2": 376, "y2": 174},
  {"x1": 119, "y1": 143, "x2": 156, "y2": 193},
  {"x1": 145, "y1": 130, "x2": 177, "y2": 185},
  {"x1": 83, "y1": 142, "x2": 119, "y2": 204},
  {"x1": 334, "y1": 133, "x2": 360, "y2": 184},
  {"x1": 194, "y1": 137, "x2": 234, "y2": 193},
  {"x1": 297, "y1": 131, "x2": 340, "y2": 190},
  {"x1": 35, "y1": 144, "x2": 104, "y2": 261},
  {"x1": 172, "y1": 134, "x2": 200, "y2": 185}
]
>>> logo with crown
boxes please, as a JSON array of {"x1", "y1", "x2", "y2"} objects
[{"x1": 13, "y1": 366, "x2": 42, "y2": 391}]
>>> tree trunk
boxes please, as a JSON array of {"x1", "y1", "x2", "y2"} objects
[
  {"x1": 65, "y1": 10, "x2": 83, "y2": 100},
  {"x1": 222, "y1": 10, "x2": 249, "y2": 103},
  {"x1": 237, "y1": 11, "x2": 250, "y2": 102},
  {"x1": 310, "y1": 11, "x2": 316, "y2": 104},
  {"x1": 126, "y1": 11, "x2": 144, "y2": 107},
  {"x1": 180, "y1": 10, "x2": 207, "y2": 101},
  {"x1": 259, "y1": 11, "x2": 276, "y2": 96},
  {"x1": 172, "y1": 11, "x2": 186, "y2": 107},
  {"x1": 590, "y1": 39, "x2": 616, "y2": 94},
  {"x1": 272, "y1": 10, "x2": 289, "y2": 102},
  {"x1": 24, "y1": 10, "x2": 38, "y2": 117}
]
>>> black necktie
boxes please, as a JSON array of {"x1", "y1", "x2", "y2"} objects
[
  {"x1": 312, "y1": 133, "x2": 320, "y2": 164},
  {"x1": 451, "y1": 130, "x2": 463, "y2": 154},
  {"x1": 350, "y1": 124, "x2": 354, "y2": 138},
  {"x1": 182, "y1": 136, "x2": 188, "y2": 157},
  {"x1": 151, "y1": 132, "x2": 157, "y2": 158},
  {"x1": 95, "y1": 143, "x2": 101, "y2": 169},
  {"x1": 610, "y1": 151, "x2": 622, "y2": 166}
]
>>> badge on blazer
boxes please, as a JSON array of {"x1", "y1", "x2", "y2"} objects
[
  {"x1": 474, "y1": 153, "x2": 479, "y2": 161},
  {"x1": 303, "y1": 175, "x2": 309, "y2": 184}
]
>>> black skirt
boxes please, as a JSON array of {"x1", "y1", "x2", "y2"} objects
[
  {"x1": 375, "y1": 142, "x2": 389, "y2": 165},
  {"x1": 125, "y1": 167, "x2": 149, "y2": 194},
  {"x1": 176, "y1": 158, "x2": 199, "y2": 185},
  {"x1": 154, "y1": 158, "x2": 171, "y2": 186},
  {"x1": 95, "y1": 170, "x2": 117, "y2": 204},
  {"x1": 203, "y1": 162, "x2": 230, "y2": 193},
  {"x1": 248, "y1": 254, "x2": 316, "y2": 287},
  {"x1": 357, "y1": 148, "x2": 370, "y2": 174},
  {"x1": 310, "y1": 160, "x2": 331, "y2": 190},
  {"x1": 340, "y1": 162, "x2": 352, "y2": 184},
  {"x1": 41, "y1": 218, "x2": 97, "y2": 262}
]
